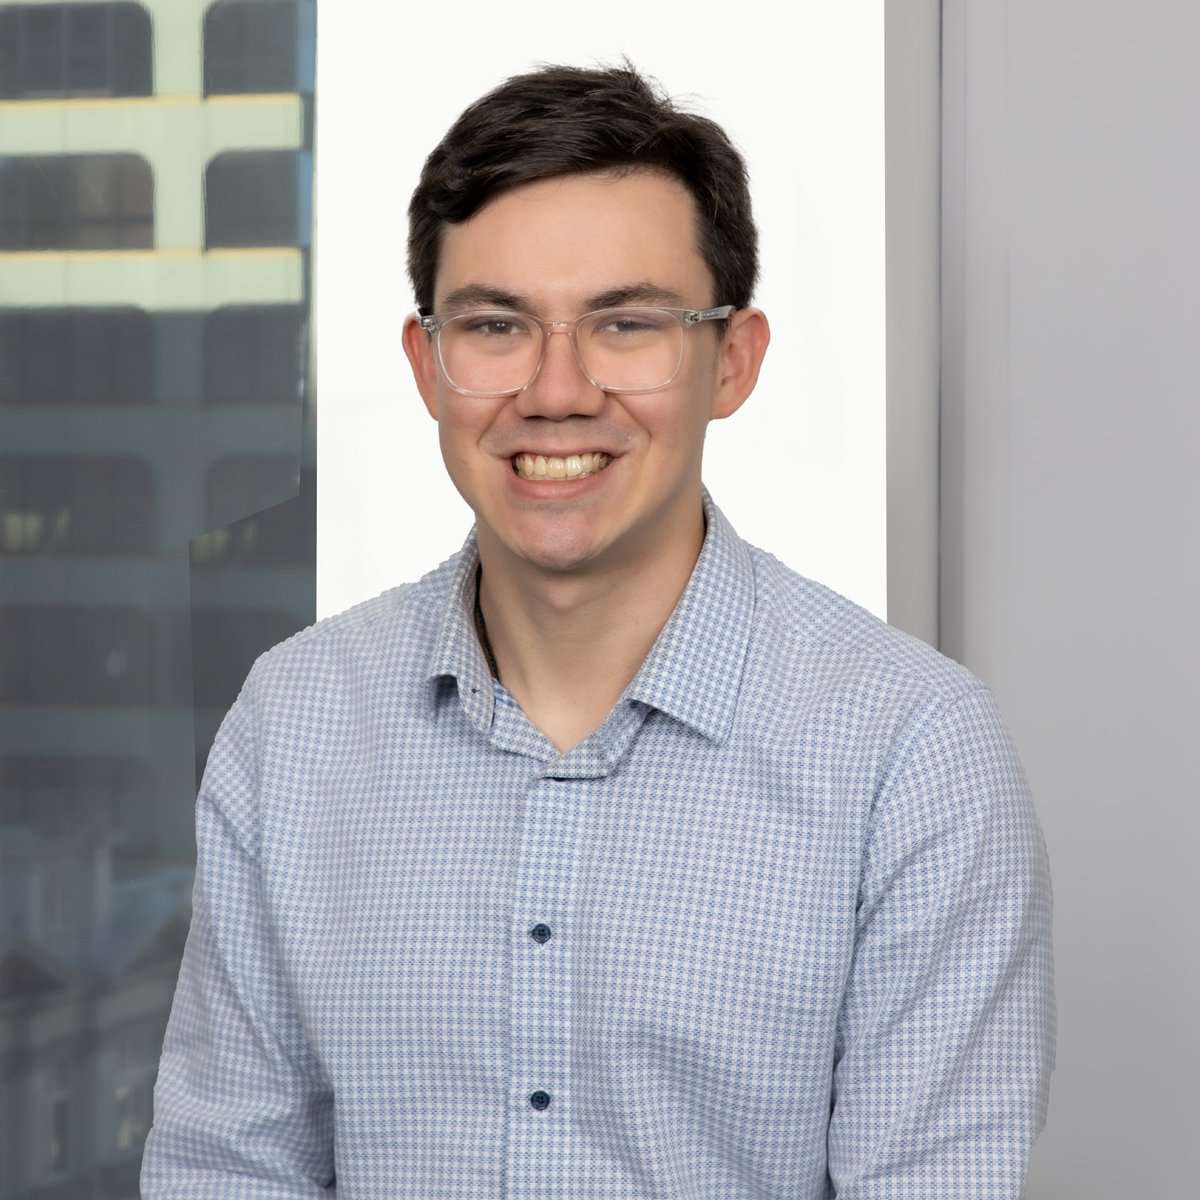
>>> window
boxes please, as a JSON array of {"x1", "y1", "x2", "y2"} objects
[
  {"x1": 112, "y1": 1025, "x2": 157, "y2": 1151},
  {"x1": 0, "y1": 3, "x2": 152, "y2": 99},
  {"x1": 0, "y1": 5, "x2": 316, "y2": 1191},
  {"x1": 0, "y1": 606, "x2": 156, "y2": 706},
  {"x1": 203, "y1": 0, "x2": 298, "y2": 95},
  {"x1": 204, "y1": 305, "x2": 304, "y2": 405},
  {"x1": 0, "y1": 154, "x2": 154, "y2": 250},
  {"x1": 0, "y1": 308, "x2": 154, "y2": 406},
  {"x1": 0, "y1": 755, "x2": 154, "y2": 830},
  {"x1": 42, "y1": 1061, "x2": 72, "y2": 1175},
  {"x1": 192, "y1": 463, "x2": 314, "y2": 568},
  {"x1": 204, "y1": 150, "x2": 298, "y2": 247},
  {"x1": 0, "y1": 455, "x2": 156, "y2": 556},
  {"x1": 205, "y1": 454, "x2": 298, "y2": 526},
  {"x1": 191, "y1": 606, "x2": 301, "y2": 708}
]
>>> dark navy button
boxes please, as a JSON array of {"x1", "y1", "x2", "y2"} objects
[
  {"x1": 530, "y1": 923, "x2": 552, "y2": 943},
  {"x1": 529, "y1": 1090, "x2": 551, "y2": 1110}
]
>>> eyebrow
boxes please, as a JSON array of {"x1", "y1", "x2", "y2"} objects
[{"x1": 438, "y1": 280, "x2": 689, "y2": 315}]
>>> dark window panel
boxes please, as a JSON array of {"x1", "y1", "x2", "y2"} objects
[
  {"x1": 0, "y1": 754, "x2": 154, "y2": 831},
  {"x1": 0, "y1": 154, "x2": 154, "y2": 251},
  {"x1": 0, "y1": 308, "x2": 154, "y2": 406},
  {"x1": 204, "y1": 150, "x2": 297, "y2": 247},
  {"x1": 0, "y1": 4, "x2": 152, "y2": 100},
  {"x1": 203, "y1": 452, "x2": 301, "y2": 537},
  {"x1": 0, "y1": 952, "x2": 65, "y2": 1000},
  {"x1": 191, "y1": 605, "x2": 302, "y2": 709},
  {"x1": 22, "y1": 7, "x2": 62, "y2": 95},
  {"x1": 203, "y1": 304, "x2": 304, "y2": 405},
  {"x1": 0, "y1": 454, "x2": 156, "y2": 555},
  {"x1": 191, "y1": 463, "x2": 314, "y2": 568},
  {"x1": 67, "y1": 6, "x2": 109, "y2": 92},
  {"x1": 203, "y1": 0, "x2": 298, "y2": 96},
  {"x1": 111, "y1": 4, "x2": 153, "y2": 95},
  {"x1": 0, "y1": 21, "x2": 15, "y2": 97},
  {"x1": 204, "y1": 454, "x2": 297, "y2": 529},
  {"x1": 0, "y1": 606, "x2": 155, "y2": 705}
]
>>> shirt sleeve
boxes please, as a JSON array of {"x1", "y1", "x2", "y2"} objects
[
  {"x1": 140, "y1": 659, "x2": 337, "y2": 1197},
  {"x1": 827, "y1": 684, "x2": 1056, "y2": 1198}
]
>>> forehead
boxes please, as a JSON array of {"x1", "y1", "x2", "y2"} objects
[{"x1": 434, "y1": 170, "x2": 712, "y2": 313}]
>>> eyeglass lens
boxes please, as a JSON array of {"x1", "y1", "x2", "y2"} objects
[{"x1": 438, "y1": 308, "x2": 684, "y2": 394}]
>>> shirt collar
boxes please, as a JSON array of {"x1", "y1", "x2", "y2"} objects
[{"x1": 423, "y1": 483, "x2": 756, "y2": 747}]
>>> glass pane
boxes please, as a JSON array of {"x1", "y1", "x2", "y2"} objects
[
  {"x1": 66, "y1": 7, "x2": 109, "y2": 93},
  {"x1": 110, "y1": 5, "x2": 153, "y2": 96},
  {"x1": 0, "y1": 11, "x2": 22, "y2": 97},
  {"x1": 0, "y1": 309, "x2": 154, "y2": 406},
  {"x1": 204, "y1": 305, "x2": 304, "y2": 405},
  {"x1": 0, "y1": 3, "x2": 317, "y2": 1195},
  {"x1": 22, "y1": 8, "x2": 64, "y2": 96},
  {"x1": 204, "y1": 0, "x2": 298, "y2": 95},
  {"x1": 205, "y1": 149, "x2": 298, "y2": 247},
  {"x1": 0, "y1": 4, "x2": 151, "y2": 100},
  {"x1": 0, "y1": 154, "x2": 154, "y2": 250}
]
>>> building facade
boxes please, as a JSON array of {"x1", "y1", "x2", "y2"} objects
[{"x1": 0, "y1": 3, "x2": 317, "y2": 1195}]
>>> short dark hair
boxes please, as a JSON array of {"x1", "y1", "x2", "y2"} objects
[{"x1": 406, "y1": 57, "x2": 759, "y2": 333}]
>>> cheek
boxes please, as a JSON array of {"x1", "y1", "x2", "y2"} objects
[
  {"x1": 437, "y1": 409, "x2": 498, "y2": 468},
  {"x1": 437, "y1": 423, "x2": 473, "y2": 474},
  {"x1": 628, "y1": 401, "x2": 707, "y2": 459}
]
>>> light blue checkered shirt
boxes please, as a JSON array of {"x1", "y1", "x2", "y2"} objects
[{"x1": 140, "y1": 484, "x2": 1055, "y2": 1199}]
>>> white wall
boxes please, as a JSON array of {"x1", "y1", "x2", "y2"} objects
[
  {"x1": 941, "y1": 2, "x2": 1200, "y2": 1194},
  {"x1": 314, "y1": 2, "x2": 886, "y2": 621}
]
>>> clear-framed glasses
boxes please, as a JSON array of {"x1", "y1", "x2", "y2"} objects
[{"x1": 416, "y1": 304, "x2": 735, "y2": 397}]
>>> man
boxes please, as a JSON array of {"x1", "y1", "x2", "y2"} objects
[{"x1": 141, "y1": 60, "x2": 1054, "y2": 1198}]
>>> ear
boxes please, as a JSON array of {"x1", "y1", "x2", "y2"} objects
[
  {"x1": 710, "y1": 307, "x2": 770, "y2": 421},
  {"x1": 402, "y1": 314, "x2": 441, "y2": 421}
]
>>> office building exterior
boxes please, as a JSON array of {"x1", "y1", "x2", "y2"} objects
[{"x1": 0, "y1": 2, "x2": 317, "y2": 1194}]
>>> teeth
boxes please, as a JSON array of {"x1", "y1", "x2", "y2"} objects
[{"x1": 513, "y1": 452, "x2": 613, "y2": 480}]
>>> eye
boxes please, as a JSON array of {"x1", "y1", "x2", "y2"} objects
[
  {"x1": 601, "y1": 318, "x2": 654, "y2": 334},
  {"x1": 591, "y1": 310, "x2": 673, "y2": 338},
  {"x1": 462, "y1": 316, "x2": 529, "y2": 337}
]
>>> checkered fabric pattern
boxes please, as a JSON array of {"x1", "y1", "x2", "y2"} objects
[{"x1": 140, "y1": 483, "x2": 1055, "y2": 1198}]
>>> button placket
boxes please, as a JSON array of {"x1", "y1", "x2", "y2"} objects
[{"x1": 504, "y1": 775, "x2": 584, "y2": 1197}]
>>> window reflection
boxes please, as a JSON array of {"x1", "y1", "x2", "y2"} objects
[
  {"x1": 0, "y1": 153, "x2": 154, "y2": 250},
  {"x1": 0, "y1": 308, "x2": 154, "y2": 406},
  {"x1": 0, "y1": 3, "x2": 153, "y2": 99},
  {"x1": 113, "y1": 1024, "x2": 157, "y2": 1151},
  {"x1": 191, "y1": 605, "x2": 302, "y2": 707},
  {"x1": 0, "y1": 606, "x2": 156, "y2": 704},
  {"x1": 204, "y1": 0, "x2": 299, "y2": 95},
  {"x1": 0, "y1": 0, "x2": 316, "y2": 1193},
  {"x1": 0, "y1": 455, "x2": 156, "y2": 554},
  {"x1": 206, "y1": 453, "x2": 297, "y2": 519},
  {"x1": 192, "y1": 462, "x2": 315, "y2": 566},
  {"x1": 205, "y1": 305, "x2": 305, "y2": 404},
  {"x1": 205, "y1": 149, "x2": 300, "y2": 247}
]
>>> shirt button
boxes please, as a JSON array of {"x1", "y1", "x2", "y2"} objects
[
  {"x1": 530, "y1": 923, "x2": 552, "y2": 943},
  {"x1": 529, "y1": 1090, "x2": 551, "y2": 1111}
]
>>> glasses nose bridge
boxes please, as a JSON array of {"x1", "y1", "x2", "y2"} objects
[
  {"x1": 540, "y1": 317, "x2": 579, "y2": 347},
  {"x1": 532, "y1": 316, "x2": 588, "y2": 380}
]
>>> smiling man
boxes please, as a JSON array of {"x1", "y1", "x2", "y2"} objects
[
  {"x1": 142, "y1": 60, "x2": 1055, "y2": 1200},
  {"x1": 403, "y1": 166, "x2": 767, "y2": 754}
]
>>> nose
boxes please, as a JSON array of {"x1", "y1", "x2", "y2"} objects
[{"x1": 515, "y1": 324, "x2": 603, "y2": 415}]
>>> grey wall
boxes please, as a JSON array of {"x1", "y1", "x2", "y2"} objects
[
  {"x1": 886, "y1": 0, "x2": 941, "y2": 645},
  {"x1": 940, "y1": 2, "x2": 1200, "y2": 1195}
]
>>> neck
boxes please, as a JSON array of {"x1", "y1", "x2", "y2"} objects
[{"x1": 473, "y1": 492, "x2": 707, "y2": 712}]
